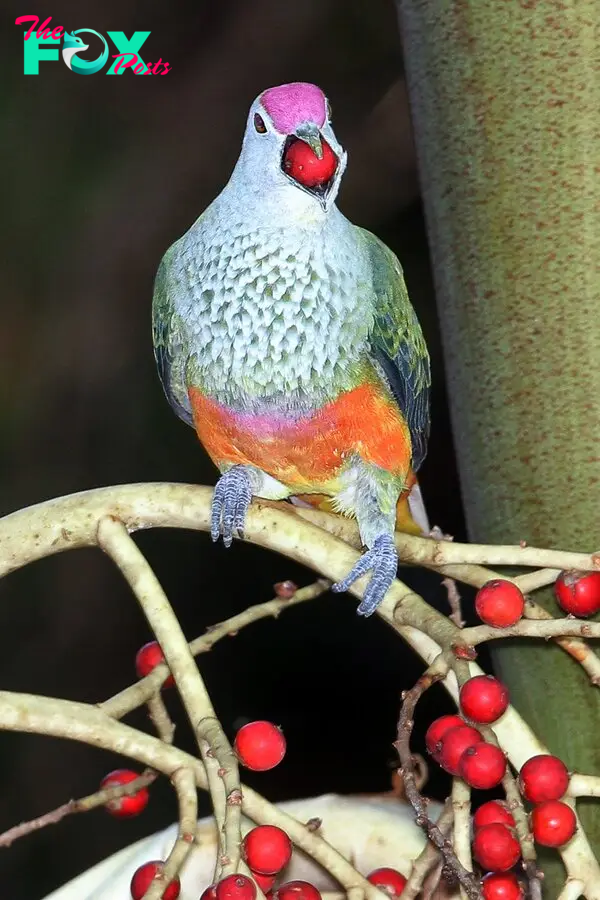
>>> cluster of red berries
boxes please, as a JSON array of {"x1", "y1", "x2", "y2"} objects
[
  {"x1": 126, "y1": 717, "x2": 409, "y2": 899},
  {"x1": 124, "y1": 579, "x2": 587, "y2": 900},
  {"x1": 196, "y1": 868, "x2": 407, "y2": 900},
  {"x1": 519, "y1": 755, "x2": 576, "y2": 848},
  {"x1": 127, "y1": 719, "x2": 288, "y2": 899},
  {"x1": 421, "y1": 580, "x2": 579, "y2": 895},
  {"x1": 469, "y1": 757, "x2": 576, "y2": 898},
  {"x1": 95, "y1": 641, "x2": 177, "y2": 822},
  {"x1": 473, "y1": 803, "x2": 522, "y2": 899},
  {"x1": 426, "y1": 674, "x2": 510, "y2": 789},
  {"x1": 474, "y1": 580, "x2": 525, "y2": 628},
  {"x1": 473, "y1": 571, "x2": 600, "y2": 626}
]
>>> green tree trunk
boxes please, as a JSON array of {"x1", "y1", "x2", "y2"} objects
[{"x1": 397, "y1": 0, "x2": 600, "y2": 889}]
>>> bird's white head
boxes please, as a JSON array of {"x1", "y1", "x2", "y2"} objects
[{"x1": 234, "y1": 82, "x2": 347, "y2": 217}]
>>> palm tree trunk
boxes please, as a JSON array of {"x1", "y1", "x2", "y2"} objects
[{"x1": 396, "y1": 0, "x2": 600, "y2": 889}]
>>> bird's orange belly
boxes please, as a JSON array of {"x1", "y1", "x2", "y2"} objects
[{"x1": 188, "y1": 383, "x2": 411, "y2": 491}]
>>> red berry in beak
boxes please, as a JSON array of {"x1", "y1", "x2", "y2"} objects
[{"x1": 283, "y1": 137, "x2": 337, "y2": 189}]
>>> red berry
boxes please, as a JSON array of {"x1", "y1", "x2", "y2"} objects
[
  {"x1": 459, "y1": 742, "x2": 506, "y2": 790},
  {"x1": 243, "y1": 825, "x2": 292, "y2": 874},
  {"x1": 555, "y1": 570, "x2": 600, "y2": 617},
  {"x1": 274, "y1": 882, "x2": 322, "y2": 900},
  {"x1": 252, "y1": 873, "x2": 276, "y2": 893},
  {"x1": 472, "y1": 824, "x2": 520, "y2": 872},
  {"x1": 130, "y1": 861, "x2": 180, "y2": 900},
  {"x1": 531, "y1": 800, "x2": 577, "y2": 847},
  {"x1": 135, "y1": 641, "x2": 174, "y2": 687},
  {"x1": 201, "y1": 887, "x2": 218, "y2": 900},
  {"x1": 425, "y1": 714, "x2": 464, "y2": 759},
  {"x1": 474, "y1": 801, "x2": 516, "y2": 831},
  {"x1": 475, "y1": 580, "x2": 525, "y2": 628},
  {"x1": 100, "y1": 769, "x2": 149, "y2": 819},
  {"x1": 460, "y1": 675, "x2": 509, "y2": 724},
  {"x1": 234, "y1": 721, "x2": 286, "y2": 771},
  {"x1": 438, "y1": 724, "x2": 482, "y2": 775},
  {"x1": 519, "y1": 755, "x2": 569, "y2": 803},
  {"x1": 216, "y1": 875, "x2": 257, "y2": 900},
  {"x1": 482, "y1": 873, "x2": 524, "y2": 900},
  {"x1": 283, "y1": 138, "x2": 337, "y2": 188},
  {"x1": 366, "y1": 867, "x2": 407, "y2": 897}
]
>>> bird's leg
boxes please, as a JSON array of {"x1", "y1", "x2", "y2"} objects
[
  {"x1": 211, "y1": 466, "x2": 253, "y2": 547},
  {"x1": 211, "y1": 465, "x2": 290, "y2": 547},
  {"x1": 332, "y1": 533, "x2": 398, "y2": 616},
  {"x1": 331, "y1": 460, "x2": 400, "y2": 616}
]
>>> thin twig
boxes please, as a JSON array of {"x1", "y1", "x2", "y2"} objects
[
  {"x1": 0, "y1": 769, "x2": 156, "y2": 849},
  {"x1": 401, "y1": 799, "x2": 454, "y2": 900},
  {"x1": 394, "y1": 656, "x2": 482, "y2": 900},
  {"x1": 103, "y1": 579, "x2": 329, "y2": 721},
  {"x1": 462, "y1": 619, "x2": 600, "y2": 646},
  {"x1": 520, "y1": 600, "x2": 600, "y2": 686},
  {"x1": 147, "y1": 692, "x2": 176, "y2": 744},
  {"x1": 461, "y1": 706, "x2": 541, "y2": 900},
  {"x1": 198, "y1": 717, "x2": 243, "y2": 879},
  {"x1": 144, "y1": 767, "x2": 198, "y2": 900},
  {"x1": 451, "y1": 777, "x2": 472, "y2": 899},
  {"x1": 569, "y1": 775, "x2": 600, "y2": 798},
  {"x1": 442, "y1": 578, "x2": 465, "y2": 629}
]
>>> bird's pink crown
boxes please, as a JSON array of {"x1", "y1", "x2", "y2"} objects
[{"x1": 261, "y1": 82, "x2": 327, "y2": 134}]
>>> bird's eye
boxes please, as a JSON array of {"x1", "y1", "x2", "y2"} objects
[
  {"x1": 254, "y1": 113, "x2": 267, "y2": 134},
  {"x1": 326, "y1": 98, "x2": 332, "y2": 120}
]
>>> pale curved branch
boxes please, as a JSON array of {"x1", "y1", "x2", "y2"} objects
[
  {"x1": 2, "y1": 483, "x2": 600, "y2": 578},
  {"x1": 3, "y1": 484, "x2": 600, "y2": 896},
  {"x1": 144, "y1": 767, "x2": 197, "y2": 900},
  {"x1": 97, "y1": 515, "x2": 241, "y2": 877},
  {"x1": 3, "y1": 483, "x2": 600, "y2": 686},
  {"x1": 0, "y1": 690, "x2": 384, "y2": 900}
]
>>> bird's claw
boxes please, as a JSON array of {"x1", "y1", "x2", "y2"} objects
[
  {"x1": 211, "y1": 466, "x2": 253, "y2": 547},
  {"x1": 331, "y1": 534, "x2": 398, "y2": 617}
]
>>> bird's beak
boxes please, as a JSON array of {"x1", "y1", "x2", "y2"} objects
[{"x1": 293, "y1": 122, "x2": 323, "y2": 159}]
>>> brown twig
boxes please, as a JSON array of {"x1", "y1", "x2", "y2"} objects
[
  {"x1": 0, "y1": 768, "x2": 156, "y2": 848},
  {"x1": 104, "y1": 579, "x2": 330, "y2": 721},
  {"x1": 394, "y1": 656, "x2": 482, "y2": 900},
  {"x1": 401, "y1": 799, "x2": 454, "y2": 900},
  {"x1": 0, "y1": 580, "x2": 327, "y2": 854},
  {"x1": 442, "y1": 578, "x2": 465, "y2": 629}
]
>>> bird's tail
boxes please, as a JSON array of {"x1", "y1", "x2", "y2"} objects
[{"x1": 292, "y1": 477, "x2": 430, "y2": 537}]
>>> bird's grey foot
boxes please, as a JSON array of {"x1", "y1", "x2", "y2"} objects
[
  {"x1": 331, "y1": 534, "x2": 398, "y2": 617},
  {"x1": 211, "y1": 466, "x2": 253, "y2": 548}
]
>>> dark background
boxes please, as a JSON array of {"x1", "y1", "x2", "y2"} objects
[{"x1": 0, "y1": 2, "x2": 479, "y2": 897}]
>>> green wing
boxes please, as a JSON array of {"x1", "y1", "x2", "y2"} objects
[
  {"x1": 361, "y1": 228, "x2": 431, "y2": 472},
  {"x1": 152, "y1": 244, "x2": 194, "y2": 428}
]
